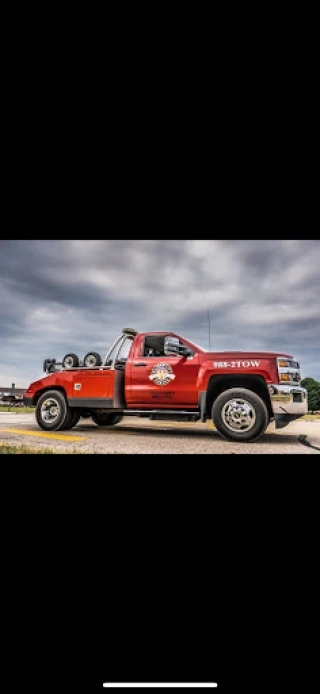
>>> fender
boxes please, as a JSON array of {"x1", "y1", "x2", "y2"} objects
[
  {"x1": 196, "y1": 358, "x2": 276, "y2": 422},
  {"x1": 23, "y1": 372, "x2": 75, "y2": 405},
  {"x1": 196, "y1": 357, "x2": 276, "y2": 394}
]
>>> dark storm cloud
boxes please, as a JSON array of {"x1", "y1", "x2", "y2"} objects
[{"x1": 0, "y1": 239, "x2": 319, "y2": 387}]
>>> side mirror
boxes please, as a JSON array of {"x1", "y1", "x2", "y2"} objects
[
  {"x1": 164, "y1": 337, "x2": 193, "y2": 357},
  {"x1": 179, "y1": 345, "x2": 193, "y2": 357},
  {"x1": 164, "y1": 337, "x2": 180, "y2": 355}
]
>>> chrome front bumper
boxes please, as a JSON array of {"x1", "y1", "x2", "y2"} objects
[{"x1": 268, "y1": 384, "x2": 308, "y2": 416}]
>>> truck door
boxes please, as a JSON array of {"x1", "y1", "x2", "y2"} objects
[{"x1": 127, "y1": 334, "x2": 199, "y2": 407}]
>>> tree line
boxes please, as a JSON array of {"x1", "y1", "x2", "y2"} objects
[{"x1": 301, "y1": 378, "x2": 320, "y2": 413}]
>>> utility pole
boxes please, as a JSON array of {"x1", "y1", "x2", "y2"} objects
[
  {"x1": 8, "y1": 382, "x2": 15, "y2": 412},
  {"x1": 207, "y1": 309, "x2": 211, "y2": 351}
]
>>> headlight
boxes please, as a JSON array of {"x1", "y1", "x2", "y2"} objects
[
  {"x1": 279, "y1": 373, "x2": 291, "y2": 382},
  {"x1": 277, "y1": 356, "x2": 302, "y2": 385},
  {"x1": 278, "y1": 359, "x2": 290, "y2": 368}
]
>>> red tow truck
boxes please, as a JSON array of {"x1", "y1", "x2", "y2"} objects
[{"x1": 23, "y1": 328, "x2": 308, "y2": 443}]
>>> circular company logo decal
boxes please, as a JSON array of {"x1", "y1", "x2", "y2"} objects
[{"x1": 149, "y1": 362, "x2": 176, "y2": 386}]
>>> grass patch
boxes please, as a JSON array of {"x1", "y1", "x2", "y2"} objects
[
  {"x1": 0, "y1": 443, "x2": 123, "y2": 454},
  {"x1": 302, "y1": 414, "x2": 320, "y2": 420},
  {"x1": 0, "y1": 443, "x2": 78, "y2": 454}
]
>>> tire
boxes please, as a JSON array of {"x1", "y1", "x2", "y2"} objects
[
  {"x1": 62, "y1": 353, "x2": 80, "y2": 368},
  {"x1": 92, "y1": 413, "x2": 123, "y2": 427},
  {"x1": 212, "y1": 388, "x2": 269, "y2": 443},
  {"x1": 60, "y1": 410, "x2": 81, "y2": 430},
  {"x1": 36, "y1": 390, "x2": 71, "y2": 431},
  {"x1": 83, "y1": 351, "x2": 102, "y2": 367}
]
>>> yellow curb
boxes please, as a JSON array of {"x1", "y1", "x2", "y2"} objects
[{"x1": 2, "y1": 429, "x2": 88, "y2": 441}]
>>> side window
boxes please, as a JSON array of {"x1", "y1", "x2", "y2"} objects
[{"x1": 142, "y1": 336, "x2": 166, "y2": 358}]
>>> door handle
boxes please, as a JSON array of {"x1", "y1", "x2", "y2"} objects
[{"x1": 133, "y1": 362, "x2": 147, "y2": 367}]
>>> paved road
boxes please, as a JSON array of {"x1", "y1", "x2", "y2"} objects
[{"x1": 0, "y1": 413, "x2": 319, "y2": 454}]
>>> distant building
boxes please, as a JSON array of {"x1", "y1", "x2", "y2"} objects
[{"x1": 0, "y1": 386, "x2": 26, "y2": 403}]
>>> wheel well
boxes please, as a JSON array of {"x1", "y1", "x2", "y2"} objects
[
  {"x1": 33, "y1": 386, "x2": 68, "y2": 404},
  {"x1": 206, "y1": 375, "x2": 273, "y2": 419}
]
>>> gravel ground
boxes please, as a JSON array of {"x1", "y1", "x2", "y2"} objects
[{"x1": 0, "y1": 413, "x2": 319, "y2": 454}]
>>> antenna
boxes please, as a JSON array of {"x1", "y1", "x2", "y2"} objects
[{"x1": 207, "y1": 309, "x2": 211, "y2": 351}]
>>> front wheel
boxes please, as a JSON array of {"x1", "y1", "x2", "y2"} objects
[
  {"x1": 36, "y1": 390, "x2": 71, "y2": 431},
  {"x1": 92, "y1": 413, "x2": 123, "y2": 427},
  {"x1": 212, "y1": 388, "x2": 269, "y2": 442}
]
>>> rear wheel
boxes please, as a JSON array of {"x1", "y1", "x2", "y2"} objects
[
  {"x1": 36, "y1": 390, "x2": 70, "y2": 431},
  {"x1": 92, "y1": 413, "x2": 123, "y2": 427},
  {"x1": 60, "y1": 410, "x2": 81, "y2": 430},
  {"x1": 212, "y1": 388, "x2": 269, "y2": 442}
]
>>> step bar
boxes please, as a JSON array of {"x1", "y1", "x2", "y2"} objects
[{"x1": 122, "y1": 409, "x2": 201, "y2": 421}]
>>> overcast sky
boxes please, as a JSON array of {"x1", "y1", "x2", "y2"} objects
[{"x1": 0, "y1": 239, "x2": 319, "y2": 388}]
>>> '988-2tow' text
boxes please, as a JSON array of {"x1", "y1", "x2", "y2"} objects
[{"x1": 213, "y1": 360, "x2": 261, "y2": 368}]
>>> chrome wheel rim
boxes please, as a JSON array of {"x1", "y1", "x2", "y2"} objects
[
  {"x1": 85, "y1": 355, "x2": 97, "y2": 366},
  {"x1": 64, "y1": 356, "x2": 75, "y2": 368},
  {"x1": 221, "y1": 398, "x2": 256, "y2": 432},
  {"x1": 41, "y1": 398, "x2": 60, "y2": 424}
]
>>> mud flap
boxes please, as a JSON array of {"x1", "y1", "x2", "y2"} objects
[
  {"x1": 199, "y1": 391, "x2": 207, "y2": 422},
  {"x1": 274, "y1": 413, "x2": 302, "y2": 429}
]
